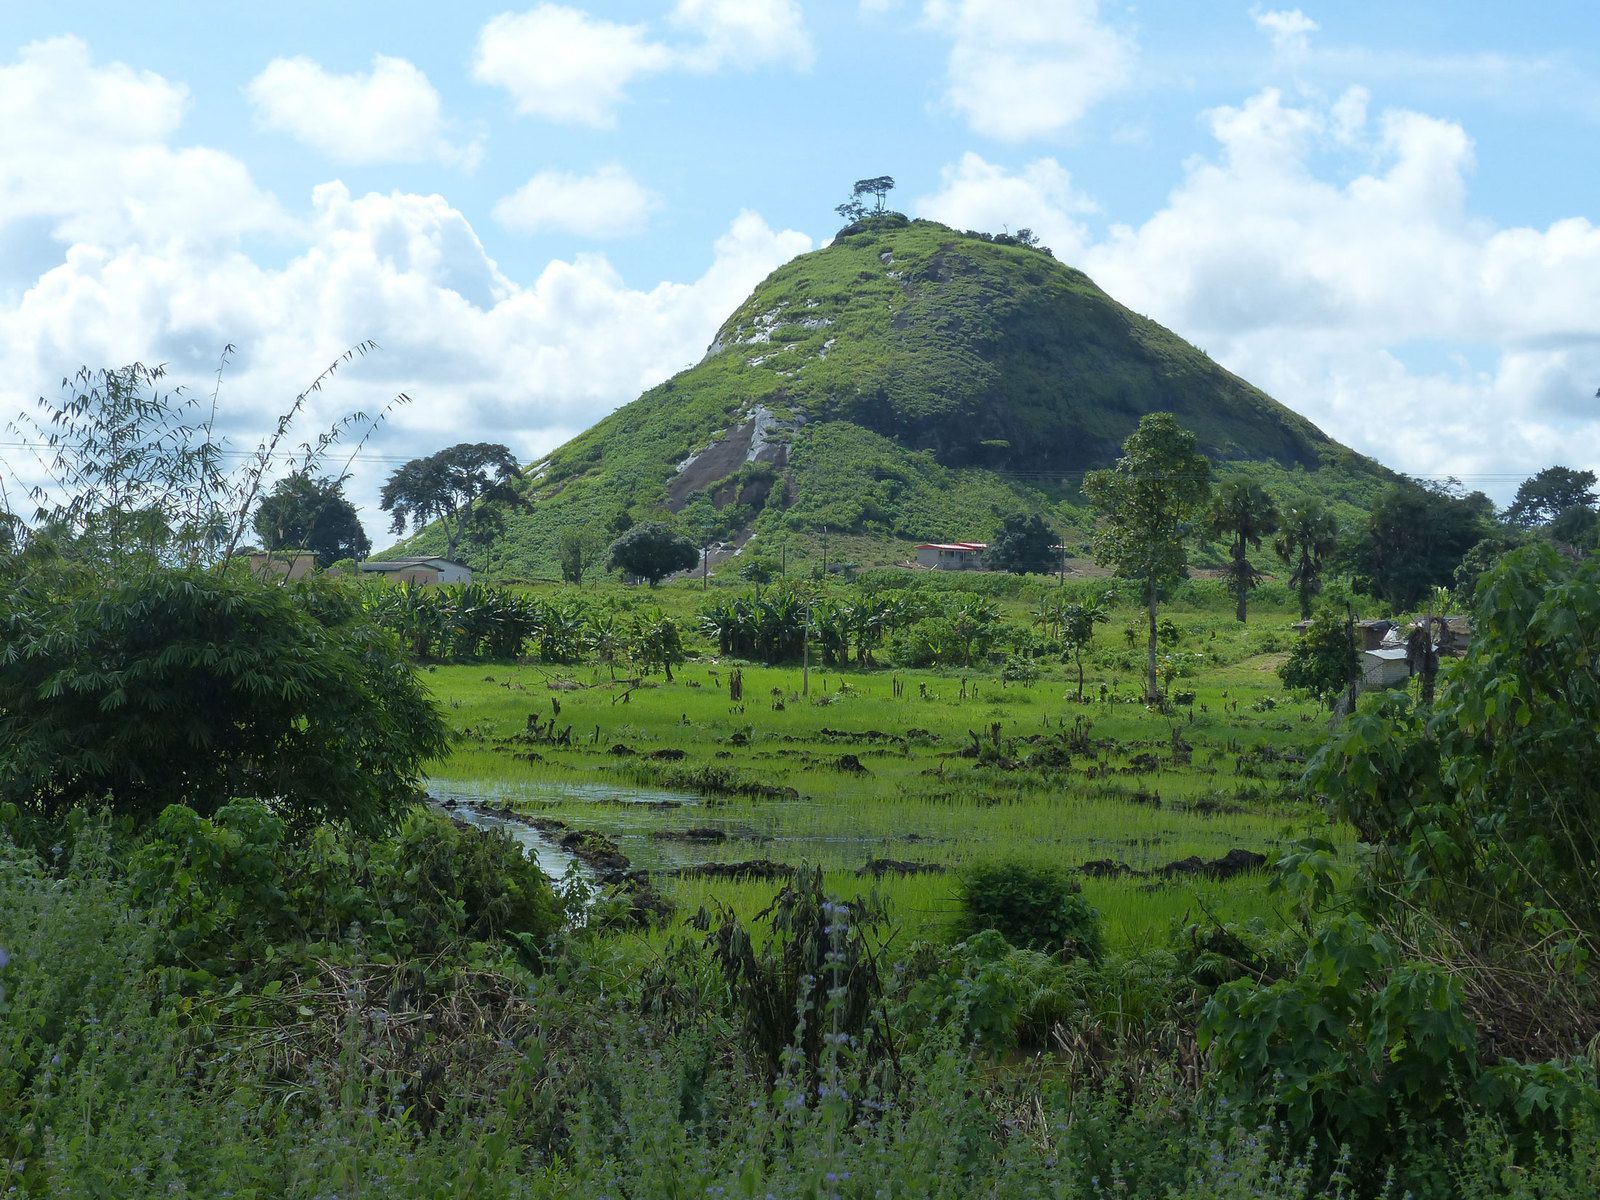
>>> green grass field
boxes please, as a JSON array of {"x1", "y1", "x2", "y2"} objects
[{"x1": 423, "y1": 578, "x2": 1350, "y2": 948}]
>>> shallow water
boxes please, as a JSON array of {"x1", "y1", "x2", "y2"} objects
[{"x1": 433, "y1": 796, "x2": 584, "y2": 881}]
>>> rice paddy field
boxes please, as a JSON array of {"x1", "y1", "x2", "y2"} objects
[{"x1": 423, "y1": 576, "x2": 1351, "y2": 948}]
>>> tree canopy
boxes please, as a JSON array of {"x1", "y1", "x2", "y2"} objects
[
  {"x1": 253, "y1": 473, "x2": 370, "y2": 566},
  {"x1": 0, "y1": 567, "x2": 449, "y2": 834},
  {"x1": 985, "y1": 513, "x2": 1056, "y2": 574},
  {"x1": 381, "y1": 443, "x2": 522, "y2": 561},
  {"x1": 1347, "y1": 482, "x2": 1492, "y2": 610},
  {"x1": 608, "y1": 521, "x2": 698, "y2": 586},
  {"x1": 1503, "y1": 465, "x2": 1597, "y2": 527},
  {"x1": 1083, "y1": 413, "x2": 1212, "y2": 701}
]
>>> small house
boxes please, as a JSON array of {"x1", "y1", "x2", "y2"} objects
[
  {"x1": 357, "y1": 556, "x2": 473, "y2": 585},
  {"x1": 246, "y1": 550, "x2": 315, "y2": 581},
  {"x1": 915, "y1": 542, "x2": 988, "y2": 571},
  {"x1": 1360, "y1": 647, "x2": 1411, "y2": 690}
]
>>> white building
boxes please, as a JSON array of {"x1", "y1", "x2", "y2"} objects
[
  {"x1": 1360, "y1": 647, "x2": 1411, "y2": 689},
  {"x1": 914, "y1": 542, "x2": 988, "y2": 571},
  {"x1": 357, "y1": 556, "x2": 473, "y2": 585}
]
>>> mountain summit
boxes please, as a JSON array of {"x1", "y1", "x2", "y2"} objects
[{"x1": 401, "y1": 217, "x2": 1387, "y2": 575}]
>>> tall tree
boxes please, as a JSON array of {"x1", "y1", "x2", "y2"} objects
[
  {"x1": 380, "y1": 443, "x2": 521, "y2": 561},
  {"x1": 1503, "y1": 466, "x2": 1598, "y2": 527},
  {"x1": 253, "y1": 473, "x2": 370, "y2": 566},
  {"x1": 1061, "y1": 599, "x2": 1108, "y2": 701},
  {"x1": 1083, "y1": 413, "x2": 1212, "y2": 703},
  {"x1": 986, "y1": 512, "x2": 1056, "y2": 574},
  {"x1": 557, "y1": 527, "x2": 603, "y2": 584},
  {"x1": 1349, "y1": 482, "x2": 1491, "y2": 610},
  {"x1": 1206, "y1": 480, "x2": 1280, "y2": 623},
  {"x1": 1274, "y1": 501, "x2": 1339, "y2": 620},
  {"x1": 852, "y1": 175, "x2": 895, "y2": 213},
  {"x1": 607, "y1": 521, "x2": 698, "y2": 586}
]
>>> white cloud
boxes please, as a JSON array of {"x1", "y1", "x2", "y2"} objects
[
  {"x1": 247, "y1": 54, "x2": 480, "y2": 167},
  {"x1": 472, "y1": 2, "x2": 813, "y2": 127},
  {"x1": 1075, "y1": 86, "x2": 1600, "y2": 484},
  {"x1": 922, "y1": 0, "x2": 1135, "y2": 140},
  {"x1": 1252, "y1": 7, "x2": 1319, "y2": 58},
  {"x1": 0, "y1": 36, "x2": 288, "y2": 250},
  {"x1": 913, "y1": 152, "x2": 1095, "y2": 260},
  {"x1": 672, "y1": 0, "x2": 814, "y2": 70},
  {"x1": 472, "y1": 5, "x2": 673, "y2": 127},
  {"x1": 493, "y1": 164, "x2": 661, "y2": 238}
]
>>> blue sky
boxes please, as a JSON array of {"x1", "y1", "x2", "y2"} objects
[{"x1": 2, "y1": 1, "x2": 1597, "y2": 542}]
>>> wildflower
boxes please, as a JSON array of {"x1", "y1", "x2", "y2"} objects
[{"x1": 0, "y1": 947, "x2": 7, "y2": 968}]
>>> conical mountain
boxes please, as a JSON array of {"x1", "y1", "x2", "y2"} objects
[{"x1": 397, "y1": 216, "x2": 1390, "y2": 575}]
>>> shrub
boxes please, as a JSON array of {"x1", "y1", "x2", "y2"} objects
[
  {"x1": 0, "y1": 568, "x2": 449, "y2": 835},
  {"x1": 953, "y1": 860, "x2": 1102, "y2": 962},
  {"x1": 126, "y1": 801, "x2": 560, "y2": 982}
]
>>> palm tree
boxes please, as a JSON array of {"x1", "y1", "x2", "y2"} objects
[
  {"x1": 1206, "y1": 481, "x2": 1280, "y2": 623},
  {"x1": 1274, "y1": 501, "x2": 1340, "y2": 620}
]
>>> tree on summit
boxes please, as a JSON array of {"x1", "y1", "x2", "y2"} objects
[
  {"x1": 380, "y1": 443, "x2": 522, "y2": 561},
  {"x1": 835, "y1": 175, "x2": 896, "y2": 222}
]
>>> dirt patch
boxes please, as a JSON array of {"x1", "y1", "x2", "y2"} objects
[
  {"x1": 856, "y1": 858, "x2": 946, "y2": 877},
  {"x1": 666, "y1": 859, "x2": 794, "y2": 882},
  {"x1": 652, "y1": 827, "x2": 727, "y2": 843},
  {"x1": 1079, "y1": 848, "x2": 1268, "y2": 882}
]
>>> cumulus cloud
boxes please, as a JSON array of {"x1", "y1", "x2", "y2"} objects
[
  {"x1": 1252, "y1": 7, "x2": 1319, "y2": 58},
  {"x1": 473, "y1": 1, "x2": 812, "y2": 128},
  {"x1": 0, "y1": 38, "x2": 813, "y2": 542},
  {"x1": 493, "y1": 164, "x2": 661, "y2": 238},
  {"x1": 472, "y1": 5, "x2": 673, "y2": 127},
  {"x1": 922, "y1": 0, "x2": 1135, "y2": 140},
  {"x1": 0, "y1": 36, "x2": 288, "y2": 250},
  {"x1": 913, "y1": 152, "x2": 1095, "y2": 261},
  {"x1": 1076, "y1": 87, "x2": 1600, "y2": 481},
  {"x1": 247, "y1": 54, "x2": 480, "y2": 167},
  {"x1": 671, "y1": 0, "x2": 813, "y2": 70}
]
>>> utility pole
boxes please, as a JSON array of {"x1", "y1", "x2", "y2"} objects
[{"x1": 702, "y1": 543, "x2": 710, "y2": 589}]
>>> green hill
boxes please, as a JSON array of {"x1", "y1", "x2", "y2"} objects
[{"x1": 394, "y1": 215, "x2": 1392, "y2": 576}]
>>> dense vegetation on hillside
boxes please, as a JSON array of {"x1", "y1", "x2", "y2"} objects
[{"x1": 390, "y1": 218, "x2": 1393, "y2": 577}]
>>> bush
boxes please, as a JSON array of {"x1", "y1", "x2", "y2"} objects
[
  {"x1": 0, "y1": 567, "x2": 449, "y2": 835},
  {"x1": 953, "y1": 860, "x2": 1102, "y2": 962},
  {"x1": 126, "y1": 800, "x2": 560, "y2": 982}
]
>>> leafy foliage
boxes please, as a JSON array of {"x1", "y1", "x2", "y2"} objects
[
  {"x1": 0, "y1": 568, "x2": 449, "y2": 834},
  {"x1": 607, "y1": 521, "x2": 699, "y2": 585},
  {"x1": 381, "y1": 442, "x2": 521, "y2": 560},
  {"x1": 252, "y1": 472, "x2": 370, "y2": 566},
  {"x1": 1504, "y1": 465, "x2": 1597, "y2": 527},
  {"x1": 1347, "y1": 481, "x2": 1493, "y2": 609},
  {"x1": 1084, "y1": 413, "x2": 1213, "y2": 701},
  {"x1": 1279, "y1": 609, "x2": 1358, "y2": 705},
  {"x1": 127, "y1": 800, "x2": 560, "y2": 982},
  {"x1": 986, "y1": 511, "x2": 1056, "y2": 573},
  {"x1": 953, "y1": 860, "x2": 1103, "y2": 962},
  {"x1": 1308, "y1": 543, "x2": 1600, "y2": 936}
]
